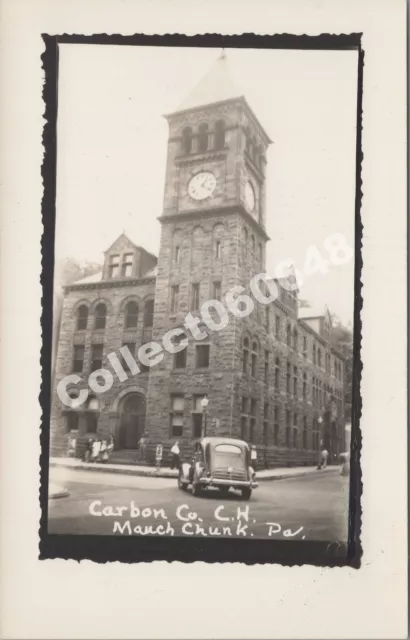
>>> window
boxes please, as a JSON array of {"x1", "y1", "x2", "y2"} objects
[
  {"x1": 265, "y1": 306, "x2": 270, "y2": 331},
  {"x1": 303, "y1": 336, "x2": 307, "y2": 358},
  {"x1": 66, "y1": 412, "x2": 79, "y2": 433},
  {"x1": 263, "y1": 404, "x2": 269, "y2": 446},
  {"x1": 293, "y1": 366, "x2": 298, "y2": 396},
  {"x1": 286, "y1": 362, "x2": 291, "y2": 393},
  {"x1": 251, "y1": 341, "x2": 258, "y2": 378},
  {"x1": 243, "y1": 228, "x2": 248, "y2": 259},
  {"x1": 191, "y1": 283, "x2": 200, "y2": 310},
  {"x1": 214, "y1": 119, "x2": 225, "y2": 149},
  {"x1": 76, "y1": 305, "x2": 88, "y2": 331},
  {"x1": 264, "y1": 350, "x2": 269, "y2": 384},
  {"x1": 286, "y1": 323, "x2": 292, "y2": 346},
  {"x1": 275, "y1": 315, "x2": 280, "y2": 339},
  {"x1": 212, "y1": 281, "x2": 221, "y2": 301},
  {"x1": 318, "y1": 348, "x2": 322, "y2": 368},
  {"x1": 274, "y1": 407, "x2": 279, "y2": 445},
  {"x1": 293, "y1": 413, "x2": 298, "y2": 448},
  {"x1": 108, "y1": 254, "x2": 120, "y2": 278},
  {"x1": 275, "y1": 357, "x2": 280, "y2": 390},
  {"x1": 241, "y1": 397, "x2": 248, "y2": 440},
  {"x1": 175, "y1": 245, "x2": 181, "y2": 263},
  {"x1": 170, "y1": 395, "x2": 184, "y2": 437},
  {"x1": 303, "y1": 416, "x2": 307, "y2": 449},
  {"x1": 195, "y1": 344, "x2": 210, "y2": 368},
  {"x1": 173, "y1": 333, "x2": 187, "y2": 369},
  {"x1": 86, "y1": 413, "x2": 98, "y2": 434},
  {"x1": 72, "y1": 345, "x2": 84, "y2": 373},
  {"x1": 90, "y1": 344, "x2": 103, "y2": 372},
  {"x1": 192, "y1": 396, "x2": 205, "y2": 439},
  {"x1": 251, "y1": 235, "x2": 255, "y2": 255},
  {"x1": 215, "y1": 240, "x2": 222, "y2": 259},
  {"x1": 198, "y1": 123, "x2": 209, "y2": 152},
  {"x1": 293, "y1": 328, "x2": 298, "y2": 351},
  {"x1": 170, "y1": 285, "x2": 179, "y2": 313},
  {"x1": 120, "y1": 342, "x2": 135, "y2": 373},
  {"x1": 249, "y1": 399, "x2": 256, "y2": 443},
  {"x1": 121, "y1": 253, "x2": 133, "y2": 277},
  {"x1": 144, "y1": 299, "x2": 154, "y2": 327},
  {"x1": 243, "y1": 337, "x2": 249, "y2": 373},
  {"x1": 181, "y1": 127, "x2": 193, "y2": 154},
  {"x1": 303, "y1": 372, "x2": 307, "y2": 400},
  {"x1": 124, "y1": 301, "x2": 138, "y2": 329},
  {"x1": 286, "y1": 410, "x2": 291, "y2": 447},
  {"x1": 313, "y1": 344, "x2": 317, "y2": 365},
  {"x1": 94, "y1": 303, "x2": 107, "y2": 330}
]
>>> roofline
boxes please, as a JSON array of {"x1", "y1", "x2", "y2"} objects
[
  {"x1": 64, "y1": 275, "x2": 156, "y2": 292},
  {"x1": 103, "y1": 233, "x2": 158, "y2": 262},
  {"x1": 164, "y1": 96, "x2": 272, "y2": 145}
]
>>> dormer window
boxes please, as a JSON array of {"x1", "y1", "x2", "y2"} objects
[
  {"x1": 182, "y1": 127, "x2": 193, "y2": 155},
  {"x1": 198, "y1": 123, "x2": 209, "y2": 152},
  {"x1": 108, "y1": 254, "x2": 120, "y2": 278},
  {"x1": 214, "y1": 120, "x2": 225, "y2": 150},
  {"x1": 121, "y1": 253, "x2": 133, "y2": 277}
]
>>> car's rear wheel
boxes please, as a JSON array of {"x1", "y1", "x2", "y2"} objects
[{"x1": 241, "y1": 487, "x2": 252, "y2": 500}]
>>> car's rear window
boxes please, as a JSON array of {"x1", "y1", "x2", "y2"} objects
[{"x1": 215, "y1": 444, "x2": 242, "y2": 454}]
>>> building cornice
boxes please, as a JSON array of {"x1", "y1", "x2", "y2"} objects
[
  {"x1": 157, "y1": 204, "x2": 270, "y2": 242},
  {"x1": 65, "y1": 276, "x2": 156, "y2": 293}
]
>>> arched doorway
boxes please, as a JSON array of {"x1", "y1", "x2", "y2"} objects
[{"x1": 117, "y1": 393, "x2": 146, "y2": 450}]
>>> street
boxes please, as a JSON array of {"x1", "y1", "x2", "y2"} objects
[{"x1": 48, "y1": 467, "x2": 349, "y2": 541}]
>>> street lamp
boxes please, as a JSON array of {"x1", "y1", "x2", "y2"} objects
[{"x1": 201, "y1": 396, "x2": 209, "y2": 437}]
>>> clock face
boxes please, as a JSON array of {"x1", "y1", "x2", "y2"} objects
[
  {"x1": 244, "y1": 180, "x2": 256, "y2": 214},
  {"x1": 188, "y1": 172, "x2": 217, "y2": 201}
]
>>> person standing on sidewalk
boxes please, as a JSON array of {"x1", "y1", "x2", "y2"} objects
[
  {"x1": 250, "y1": 445, "x2": 258, "y2": 470},
  {"x1": 317, "y1": 447, "x2": 329, "y2": 470},
  {"x1": 170, "y1": 441, "x2": 181, "y2": 469},
  {"x1": 138, "y1": 433, "x2": 147, "y2": 462}
]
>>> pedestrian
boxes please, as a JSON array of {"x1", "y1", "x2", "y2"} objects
[
  {"x1": 340, "y1": 452, "x2": 350, "y2": 476},
  {"x1": 317, "y1": 448, "x2": 329, "y2": 470},
  {"x1": 91, "y1": 438, "x2": 101, "y2": 462},
  {"x1": 250, "y1": 445, "x2": 258, "y2": 470},
  {"x1": 170, "y1": 440, "x2": 181, "y2": 469},
  {"x1": 107, "y1": 435, "x2": 114, "y2": 458},
  {"x1": 100, "y1": 439, "x2": 108, "y2": 463},
  {"x1": 138, "y1": 433, "x2": 147, "y2": 462},
  {"x1": 83, "y1": 437, "x2": 94, "y2": 462}
]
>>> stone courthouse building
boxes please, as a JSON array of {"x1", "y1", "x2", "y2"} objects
[{"x1": 51, "y1": 52, "x2": 346, "y2": 467}]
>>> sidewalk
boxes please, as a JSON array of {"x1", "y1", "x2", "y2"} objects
[{"x1": 50, "y1": 456, "x2": 339, "y2": 481}]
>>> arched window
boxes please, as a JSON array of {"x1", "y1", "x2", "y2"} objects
[
  {"x1": 275, "y1": 357, "x2": 280, "y2": 390},
  {"x1": 181, "y1": 127, "x2": 193, "y2": 154},
  {"x1": 293, "y1": 328, "x2": 298, "y2": 351},
  {"x1": 318, "y1": 348, "x2": 322, "y2": 368},
  {"x1": 251, "y1": 341, "x2": 258, "y2": 378},
  {"x1": 214, "y1": 119, "x2": 225, "y2": 149},
  {"x1": 198, "y1": 123, "x2": 209, "y2": 152},
  {"x1": 243, "y1": 337, "x2": 249, "y2": 373},
  {"x1": 94, "y1": 303, "x2": 107, "y2": 330},
  {"x1": 313, "y1": 344, "x2": 317, "y2": 365},
  {"x1": 76, "y1": 305, "x2": 88, "y2": 331},
  {"x1": 144, "y1": 299, "x2": 154, "y2": 327},
  {"x1": 125, "y1": 301, "x2": 138, "y2": 329},
  {"x1": 251, "y1": 235, "x2": 255, "y2": 254},
  {"x1": 286, "y1": 323, "x2": 292, "y2": 346}
]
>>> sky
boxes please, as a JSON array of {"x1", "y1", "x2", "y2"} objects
[{"x1": 55, "y1": 44, "x2": 358, "y2": 325}]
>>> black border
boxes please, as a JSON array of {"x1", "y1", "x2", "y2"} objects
[{"x1": 39, "y1": 33, "x2": 363, "y2": 567}]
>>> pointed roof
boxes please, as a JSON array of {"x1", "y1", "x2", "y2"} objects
[{"x1": 176, "y1": 50, "x2": 244, "y2": 112}]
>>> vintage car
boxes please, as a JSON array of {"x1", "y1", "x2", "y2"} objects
[{"x1": 177, "y1": 437, "x2": 258, "y2": 500}]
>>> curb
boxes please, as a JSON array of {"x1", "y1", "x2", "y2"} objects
[{"x1": 50, "y1": 460, "x2": 339, "y2": 482}]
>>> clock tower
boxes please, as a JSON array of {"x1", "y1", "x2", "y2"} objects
[{"x1": 146, "y1": 51, "x2": 272, "y2": 444}]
